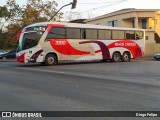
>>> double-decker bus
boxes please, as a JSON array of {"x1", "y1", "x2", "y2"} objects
[{"x1": 16, "y1": 22, "x2": 145, "y2": 65}]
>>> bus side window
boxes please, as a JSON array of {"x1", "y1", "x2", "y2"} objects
[
  {"x1": 66, "y1": 28, "x2": 81, "y2": 39},
  {"x1": 125, "y1": 31, "x2": 135, "y2": 40},
  {"x1": 112, "y1": 30, "x2": 124, "y2": 40},
  {"x1": 135, "y1": 31, "x2": 143, "y2": 40},
  {"x1": 136, "y1": 34, "x2": 140, "y2": 40},
  {"x1": 131, "y1": 34, "x2": 135, "y2": 39},
  {"x1": 81, "y1": 29, "x2": 86, "y2": 39},
  {"x1": 98, "y1": 30, "x2": 111, "y2": 40},
  {"x1": 86, "y1": 29, "x2": 98, "y2": 39},
  {"x1": 46, "y1": 27, "x2": 66, "y2": 40},
  {"x1": 126, "y1": 33, "x2": 130, "y2": 39}
]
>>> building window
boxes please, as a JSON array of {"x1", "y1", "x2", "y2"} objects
[
  {"x1": 108, "y1": 20, "x2": 118, "y2": 27},
  {"x1": 108, "y1": 21, "x2": 112, "y2": 26},
  {"x1": 132, "y1": 20, "x2": 135, "y2": 28},
  {"x1": 142, "y1": 19, "x2": 147, "y2": 29},
  {"x1": 149, "y1": 18, "x2": 155, "y2": 29}
]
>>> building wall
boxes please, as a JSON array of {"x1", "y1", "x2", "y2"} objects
[
  {"x1": 87, "y1": 11, "x2": 156, "y2": 26},
  {"x1": 145, "y1": 43, "x2": 160, "y2": 57},
  {"x1": 121, "y1": 19, "x2": 133, "y2": 28},
  {"x1": 149, "y1": 18, "x2": 155, "y2": 29},
  {"x1": 145, "y1": 30, "x2": 155, "y2": 43},
  {"x1": 155, "y1": 13, "x2": 160, "y2": 36}
]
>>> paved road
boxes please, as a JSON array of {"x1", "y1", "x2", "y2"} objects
[{"x1": 0, "y1": 59, "x2": 160, "y2": 119}]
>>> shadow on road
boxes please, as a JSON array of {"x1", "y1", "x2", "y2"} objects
[{"x1": 1, "y1": 58, "x2": 158, "y2": 68}]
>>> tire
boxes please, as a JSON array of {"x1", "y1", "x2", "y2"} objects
[
  {"x1": 41, "y1": 62, "x2": 45, "y2": 66},
  {"x1": 44, "y1": 54, "x2": 57, "y2": 66},
  {"x1": 122, "y1": 52, "x2": 130, "y2": 62},
  {"x1": 112, "y1": 52, "x2": 121, "y2": 62},
  {"x1": 101, "y1": 59, "x2": 107, "y2": 62}
]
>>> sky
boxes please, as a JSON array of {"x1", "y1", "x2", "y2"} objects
[{"x1": 1, "y1": 0, "x2": 160, "y2": 19}]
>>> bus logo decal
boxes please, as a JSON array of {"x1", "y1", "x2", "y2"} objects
[
  {"x1": 55, "y1": 41, "x2": 66, "y2": 46},
  {"x1": 108, "y1": 40, "x2": 142, "y2": 58}
]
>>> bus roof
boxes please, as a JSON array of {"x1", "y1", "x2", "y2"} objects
[{"x1": 24, "y1": 22, "x2": 145, "y2": 31}]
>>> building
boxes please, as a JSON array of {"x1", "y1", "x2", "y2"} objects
[
  {"x1": 69, "y1": 19, "x2": 87, "y2": 24},
  {"x1": 85, "y1": 8, "x2": 160, "y2": 57}
]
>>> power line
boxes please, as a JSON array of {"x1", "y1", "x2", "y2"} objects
[
  {"x1": 78, "y1": 0, "x2": 121, "y2": 4},
  {"x1": 79, "y1": 0, "x2": 129, "y2": 14},
  {"x1": 64, "y1": 0, "x2": 129, "y2": 20}
]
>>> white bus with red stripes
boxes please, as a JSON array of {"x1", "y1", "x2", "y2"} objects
[{"x1": 16, "y1": 22, "x2": 145, "y2": 65}]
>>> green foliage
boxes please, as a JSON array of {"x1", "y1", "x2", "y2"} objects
[
  {"x1": 0, "y1": 0, "x2": 62, "y2": 49},
  {"x1": 0, "y1": 6, "x2": 9, "y2": 18},
  {"x1": 0, "y1": 32, "x2": 12, "y2": 50}
]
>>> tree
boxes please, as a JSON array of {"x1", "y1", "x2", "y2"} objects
[
  {"x1": 21, "y1": 0, "x2": 63, "y2": 27},
  {"x1": 63, "y1": 11, "x2": 96, "y2": 22},
  {"x1": 0, "y1": 6, "x2": 9, "y2": 32},
  {"x1": 63, "y1": 11, "x2": 82, "y2": 21},
  {"x1": 0, "y1": 0, "x2": 62, "y2": 49},
  {"x1": 0, "y1": 6, "x2": 10, "y2": 49}
]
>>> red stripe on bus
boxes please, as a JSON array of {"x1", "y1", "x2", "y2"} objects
[
  {"x1": 50, "y1": 40, "x2": 90, "y2": 55},
  {"x1": 108, "y1": 40, "x2": 142, "y2": 58},
  {"x1": 17, "y1": 53, "x2": 25, "y2": 63}
]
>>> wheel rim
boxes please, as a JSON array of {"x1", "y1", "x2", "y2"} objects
[
  {"x1": 47, "y1": 57, "x2": 55, "y2": 64},
  {"x1": 123, "y1": 52, "x2": 130, "y2": 62},
  {"x1": 123, "y1": 54, "x2": 129, "y2": 61},
  {"x1": 114, "y1": 53, "x2": 120, "y2": 61}
]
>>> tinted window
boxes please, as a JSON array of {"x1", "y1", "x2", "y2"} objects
[
  {"x1": 125, "y1": 31, "x2": 135, "y2": 39},
  {"x1": 81, "y1": 29, "x2": 86, "y2": 39},
  {"x1": 86, "y1": 29, "x2": 98, "y2": 39},
  {"x1": 23, "y1": 32, "x2": 42, "y2": 50},
  {"x1": 47, "y1": 27, "x2": 66, "y2": 39},
  {"x1": 98, "y1": 30, "x2": 111, "y2": 39},
  {"x1": 135, "y1": 31, "x2": 143, "y2": 40},
  {"x1": 112, "y1": 30, "x2": 124, "y2": 39},
  {"x1": 66, "y1": 28, "x2": 81, "y2": 39}
]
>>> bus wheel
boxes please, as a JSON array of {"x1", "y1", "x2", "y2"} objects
[
  {"x1": 112, "y1": 52, "x2": 121, "y2": 62},
  {"x1": 122, "y1": 52, "x2": 130, "y2": 62},
  {"x1": 44, "y1": 54, "x2": 57, "y2": 66}
]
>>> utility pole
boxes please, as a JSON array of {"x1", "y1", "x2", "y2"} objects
[{"x1": 49, "y1": 0, "x2": 77, "y2": 22}]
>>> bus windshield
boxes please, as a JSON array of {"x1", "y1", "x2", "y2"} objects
[{"x1": 18, "y1": 31, "x2": 43, "y2": 52}]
